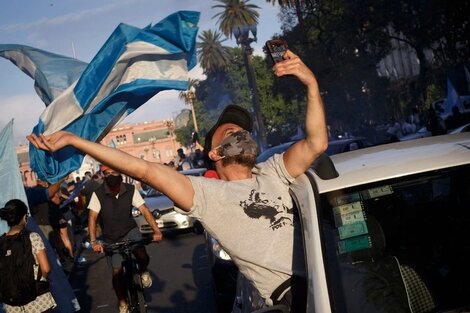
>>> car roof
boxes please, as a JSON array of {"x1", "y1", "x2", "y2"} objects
[{"x1": 311, "y1": 133, "x2": 470, "y2": 193}]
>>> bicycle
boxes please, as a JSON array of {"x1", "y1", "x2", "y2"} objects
[{"x1": 103, "y1": 237, "x2": 152, "y2": 313}]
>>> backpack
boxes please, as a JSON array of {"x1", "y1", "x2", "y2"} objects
[{"x1": 0, "y1": 229, "x2": 39, "y2": 306}]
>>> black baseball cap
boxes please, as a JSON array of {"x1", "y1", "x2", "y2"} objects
[{"x1": 203, "y1": 105, "x2": 253, "y2": 169}]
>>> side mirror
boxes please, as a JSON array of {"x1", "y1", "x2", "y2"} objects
[{"x1": 312, "y1": 153, "x2": 339, "y2": 180}]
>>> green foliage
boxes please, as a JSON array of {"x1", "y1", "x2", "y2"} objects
[
  {"x1": 193, "y1": 0, "x2": 469, "y2": 146},
  {"x1": 194, "y1": 47, "x2": 307, "y2": 146},
  {"x1": 174, "y1": 125, "x2": 193, "y2": 147}
]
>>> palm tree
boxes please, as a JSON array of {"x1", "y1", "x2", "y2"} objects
[
  {"x1": 178, "y1": 78, "x2": 200, "y2": 133},
  {"x1": 212, "y1": 0, "x2": 268, "y2": 151},
  {"x1": 197, "y1": 29, "x2": 229, "y2": 76},
  {"x1": 212, "y1": 0, "x2": 260, "y2": 39}
]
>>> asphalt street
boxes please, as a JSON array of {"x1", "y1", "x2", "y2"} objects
[{"x1": 68, "y1": 231, "x2": 217, "y2": 313}]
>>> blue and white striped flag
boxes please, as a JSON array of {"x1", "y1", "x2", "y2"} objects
[
  {"x1": 0, "y1": 10, "x2": 199, "y2": 183},
  {"x1": 0, "y1": 46, "x2": 87, "y2": 107}
]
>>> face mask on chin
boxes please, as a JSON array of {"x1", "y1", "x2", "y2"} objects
[{"x1": 105, "y1": 175, "x2": 122, "y2": 188}]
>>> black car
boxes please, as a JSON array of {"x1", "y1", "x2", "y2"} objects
[{"x1": 256, "y1": 137, "x2": 371, "y2": 162}]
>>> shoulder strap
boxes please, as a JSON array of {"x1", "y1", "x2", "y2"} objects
[
  {"x1": 270, "y1": 278, "x2": 292, "y2": 303},
  {"x1": 18, "y1": 230, "x2": 42, "y2": 280}
]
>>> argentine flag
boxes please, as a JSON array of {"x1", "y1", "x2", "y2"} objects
[{"x1": 0, "y1": 10, "x2": 199, "y2": 183}]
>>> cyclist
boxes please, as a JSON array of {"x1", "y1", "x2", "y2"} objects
[{"x1": 88, "y1": 165, "x2": 162, "y2": 313}]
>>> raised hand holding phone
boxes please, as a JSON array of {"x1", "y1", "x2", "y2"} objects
[{"x1": 265, "y1": 39, "x2": 288, "y2": 64}]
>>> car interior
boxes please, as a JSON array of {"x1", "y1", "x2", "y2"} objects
[{"x1": 319, "y1": 164, "x2": 470, "y2": 313}]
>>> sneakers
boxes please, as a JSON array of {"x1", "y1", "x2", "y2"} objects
[
  {"x1": 119, "y1": 304, "x2": 129, "y2": 313},
  {"x1": 141, "y1": 271, "x2": 152, "y2": 288}
]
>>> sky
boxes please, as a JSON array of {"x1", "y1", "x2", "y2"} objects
[{"x1": 0, "y1": 0, "x2": 282, "y2": 145}]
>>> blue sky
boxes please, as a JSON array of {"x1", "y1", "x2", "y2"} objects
[{"x1": 0, "y1": 0, "x2": 281, "y2": 144}]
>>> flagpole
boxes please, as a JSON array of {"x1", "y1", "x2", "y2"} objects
[{"x1": 71, "y1": 41, "x2": 77, "y2": 59}]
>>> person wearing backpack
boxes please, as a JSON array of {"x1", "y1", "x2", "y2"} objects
[{"x1": 0, "y1": 199, "x2": 56, "y2": 312}]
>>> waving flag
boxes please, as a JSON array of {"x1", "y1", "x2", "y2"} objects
[
  {"x1": 0, "y1": 46, "x2": 87, "y2": 107},
  {"x1": 443, "y1": 78, "x2": 462, "y2": 116},
  {"x1": 0, "y1": 120, "x2": 80, "y2": 312},
  {"x1": 0, "y1": 10, "x2": 199, "y2": 183},
  {"x1": 0, "y1": 120, "x2": 25, "y2": 235}
]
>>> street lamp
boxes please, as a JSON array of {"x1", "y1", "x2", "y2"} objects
[{"x1": 232, "y1": 24, "x2": 267, "y2": 152}]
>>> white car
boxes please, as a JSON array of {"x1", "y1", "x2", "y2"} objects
[
  {"x1": 449, "y1": 122, "x2": 470, "y2": 134},
  {"x1": 235, "y1": 133, "x2": 470, "y2": 313},
  {"x1": 133, "y1": 168, "x2": 206, "y2": 234},
  {"x1": 398, "y1": 126, "x2": 432, "y2": 141}
]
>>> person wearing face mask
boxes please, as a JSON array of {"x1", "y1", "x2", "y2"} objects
[
  {"x1": 86, "y1": 165, "x2": 163, "y2": 313},
  {"x1": 27, "y1": 49, "x2": 328, "y2": 312}
]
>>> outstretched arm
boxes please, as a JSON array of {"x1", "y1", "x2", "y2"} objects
[
  {"x1": 27, "y1": 132, "x2": 195, "y2": 211},
  {"x1": 273, "y1": 50, "x2": 328, "y2": 178}
]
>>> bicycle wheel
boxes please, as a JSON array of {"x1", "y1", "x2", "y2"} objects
[
  {"x1": 123, "y1": 261, "x2": 139, "y2": 312},
  {"x1": 133, "y1": 272, "x2": 147, "y2": 313}
]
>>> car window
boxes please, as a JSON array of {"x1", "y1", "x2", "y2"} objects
[{"x1": 318, "y1": 164, "x2": 470, "y2": 313}]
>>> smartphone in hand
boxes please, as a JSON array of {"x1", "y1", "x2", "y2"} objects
[{"x1": 265, "y1": 39, "x2": 288, "y2": 64}]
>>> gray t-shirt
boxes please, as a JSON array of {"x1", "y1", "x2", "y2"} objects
[{"x1": 180, "y1": 153, "x2": 305, "y2": 300}]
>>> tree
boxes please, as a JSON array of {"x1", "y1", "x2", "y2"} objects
[
  {"x1": 212, "y1": 0, "x2": 269, "y2": 150},
  {"x1": 212, "y1": 0, "x2": 260, "y2": 39},
  {"x1": 265, "y1": 0, "x2": 318, "y2": 27},
  {"x1": 260, "y1": 0, "x2": 395, "y2": 138},
  {"x1": 195, "y1": 47, "x2": 304, "y2": 146},
  {"x1": 178, "y1": 78, "x2": 200, "y2": 133},
  {"x1": 197, "y1": 29, "x2": 230, "y2": 77}
]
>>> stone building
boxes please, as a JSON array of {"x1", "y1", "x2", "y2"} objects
[{"x1": 17, "y1": 119, "x2": 182, "y2": 185}]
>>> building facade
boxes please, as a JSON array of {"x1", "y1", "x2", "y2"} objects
[
  {"x1": 101, "y1": 119, "x2": 182, "y2": 164},
  {"x1": 17, "y1": 119, "x2": 183, "y2": 186}
]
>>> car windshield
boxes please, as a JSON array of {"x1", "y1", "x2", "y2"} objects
[{"x1": 318, "y1": 164, "x2": 470, "y2": 313}]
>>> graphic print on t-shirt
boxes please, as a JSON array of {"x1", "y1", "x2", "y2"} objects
[{"x1": 240, "y1": 189, "x2": 293, "y2": 230}]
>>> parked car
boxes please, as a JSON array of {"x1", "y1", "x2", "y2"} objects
[
  {"x1": 133, "y1": 168, "x2": 206, "y2": 234},
  {"x1": 233, "y1": 132, "x2": 470, "y2": 312},
  {"x1": 398, "y1": 126, "x2": 432, "y2": 141},
  {"x1": 256, "y1": 137, "x2": 371, "y2": 162},
  {"x1": 449, "y1": 122, "x2": 470, "y2": 134}
]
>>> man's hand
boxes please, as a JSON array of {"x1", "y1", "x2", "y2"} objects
[
  {"x1": 27, "y1": 131, "x2": 76, "y2": 153},
  {"x1": 272, "y1": 50, "x2": 316, "y2": 88},
  {"x1": 92, "y1": 242, "x2": 104, "y2": 253},
  {"x1": 152, "y1": 230, "x2": 163, "y2": 242}
]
